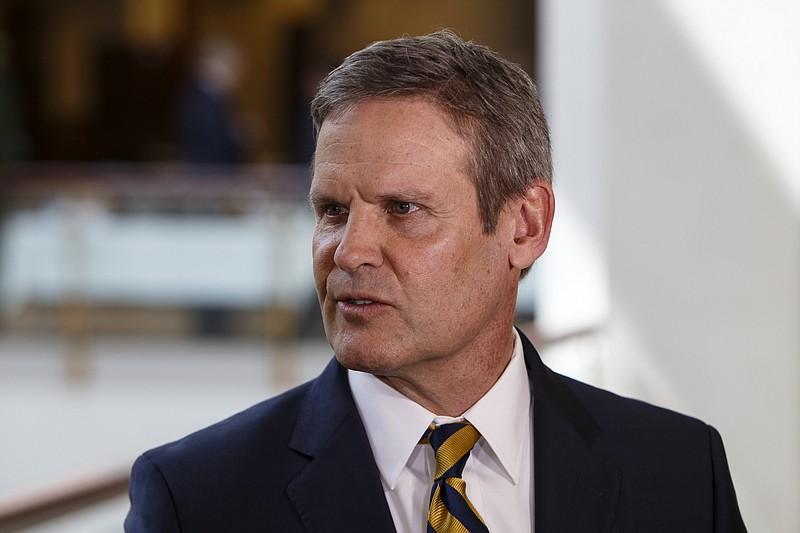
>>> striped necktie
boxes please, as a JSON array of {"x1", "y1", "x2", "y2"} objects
[{"x1": 420, "y1": 422, "x2": 489, "y2": 533}]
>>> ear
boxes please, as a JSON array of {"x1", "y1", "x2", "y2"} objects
[{"x1": 508, "y1": 181, "x2": 555, "y2": 270}]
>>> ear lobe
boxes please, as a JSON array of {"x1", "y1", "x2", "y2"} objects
[{"x1": 509, "y1": 182, "x2": 555, "y2": 270}]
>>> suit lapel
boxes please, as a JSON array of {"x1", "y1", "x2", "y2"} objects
[
  {"x1": 519, "y1": 330, "x2": 621, "y2": 532},
  {"x1": 286, "y1": 359, "x2": 396, "y2": 533}
]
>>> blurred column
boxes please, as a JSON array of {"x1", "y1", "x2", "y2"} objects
[
  {"x1": 59, "y1": 194, "x2": 92, "y2": 382},
  {"x1": 122, "y1": 0, "x2": 186, "y2": 52}
]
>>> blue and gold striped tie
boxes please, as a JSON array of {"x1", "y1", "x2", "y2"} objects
[{"x1": 420, "y1": 422, "x2": 489, "y2": 533}]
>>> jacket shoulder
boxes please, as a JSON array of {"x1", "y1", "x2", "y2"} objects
[
  {"x1": 127, "y1": 378, "x2": 321, "y2": 532},
  {"x1": 145, "y1": 378, "x2": 313, "y2": 469},
  {"x1": 560, "y1": 373, "x2": 708, "y2": 434},
  {"x1": 539, "y1": 370, "x2": 746, "y2": 531}
]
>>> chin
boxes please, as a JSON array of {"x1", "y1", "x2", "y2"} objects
[
  {"x1": 334, "y1": 349, "x2": 379, "y2": 373},
  {"x1": 332, "y1": 343, "x2": 398, "y2": 376}
]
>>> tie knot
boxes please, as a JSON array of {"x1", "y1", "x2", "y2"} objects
[{"x1": 420, "y1": 422, "x2": 481, "y2": 481}]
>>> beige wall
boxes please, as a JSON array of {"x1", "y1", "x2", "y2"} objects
[{"x1": 538, "y1": 1, "x2": 800, "y2": 531}]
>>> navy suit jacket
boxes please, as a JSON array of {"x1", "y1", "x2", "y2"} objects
[{"x1": 125, "y1": 331, "x2": 746, "y2": 532}]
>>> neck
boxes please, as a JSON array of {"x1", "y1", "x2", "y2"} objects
[{"x1": 377, "y1": 329, "x2": 516, "y2": 417}]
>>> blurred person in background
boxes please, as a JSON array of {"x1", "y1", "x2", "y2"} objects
[
  {"x1": 126, "y1": 30, "x2": 746, "y2": 532},
  {"x1": 175, "y1": 38, "x2": 250, "y2": 165},
  {"x1": 290, "y1": 61, "x2": 329, "y2": 165},
  {"x1": 0, "y1": 31, "x2": 30, "y2": 162}
]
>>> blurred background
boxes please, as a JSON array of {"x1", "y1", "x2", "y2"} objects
[{"x1": 0, "y1": 0, "x2": 797, "y2": 531}]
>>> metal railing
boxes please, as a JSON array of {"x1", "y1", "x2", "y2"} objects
[
  {"x1": 0, "y1": 469, "x2": 129, "y2": 533},
  {"x1": 0, "y1": 162, "x2": 312, "y2": 531}
]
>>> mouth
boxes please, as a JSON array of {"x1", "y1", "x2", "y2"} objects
[
  {"x1": 332, "y1": 290, "x2": 383, "y2": 305},
  {"x1": 332, "y1": 293, "x2": 388, "y2": 314},
  {"x1": 342, "y1": 298, "x2": 374, "y2": 305}
]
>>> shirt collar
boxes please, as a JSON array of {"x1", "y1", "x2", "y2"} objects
[
  {"x1": 348, "y1": 367, "x2": 435, "y2": 490},
  {"x1": 348, "y1": 329, "x2": 530, "y2": 490},
  {"x1": 462, "y1": 328, "x2": 531, "y2": 484}
]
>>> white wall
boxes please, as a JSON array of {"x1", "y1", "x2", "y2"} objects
[{"x1": 537, "y1": 1, "x2": 800, "y2": 531}]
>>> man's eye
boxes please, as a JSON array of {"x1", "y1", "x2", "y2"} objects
[
  {"x1": 389, "y1": 201, "x2": 419, "y2": 215},
  {"x1": 323, "y1": 204, "x2": 347, "y2": 217}
]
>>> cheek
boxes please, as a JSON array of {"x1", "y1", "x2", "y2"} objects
[
  {"x1": 396, "y1": 235, "x2": 468, "y2": 286},
  {"x1": 312, "y1": 230, "x2": 338, "y2": 281},
  {"x1": 448, "y1": 234, "x2": 506, "y2": 283}
]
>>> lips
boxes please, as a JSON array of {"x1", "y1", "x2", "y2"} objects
[
  {"x1": 334, "y1": 297, "x2": 387, "y2": 318},
  {"x1": 335, "y1": 294, "x2": 380, "y2": 305},
  {"x1": 331, "y1": 291, "x2": 388, "y2": 311}
]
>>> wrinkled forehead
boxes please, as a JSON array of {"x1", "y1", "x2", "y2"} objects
[{"x1": 313, "y1": 95, "x2": 478, "y2": 174}]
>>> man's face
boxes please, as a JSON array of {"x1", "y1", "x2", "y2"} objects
[{"x1": 310, "y1": 98, "x2": 520, "y2": 381}]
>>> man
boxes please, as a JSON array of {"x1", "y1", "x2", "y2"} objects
[
  {"x1": 126, "y1": 31, "x2": 746, "y2": 532},
  {"x1": 176, "y1": 39, "x2": 246, "y2": 165}
]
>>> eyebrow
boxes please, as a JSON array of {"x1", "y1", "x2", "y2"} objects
[
  {"x1": 308, "y1": 185, "x2": 437, "y2": 207},
  {"x1": 373, "y1": 186, "x2": 436, "y2": 204},
  {"x1": 307, "y1": 190, "x2": 334, "y2": 209}
]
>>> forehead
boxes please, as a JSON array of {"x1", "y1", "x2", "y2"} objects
[{"x1": 312, "y1": 98, "x2": 472, "y2": 191}]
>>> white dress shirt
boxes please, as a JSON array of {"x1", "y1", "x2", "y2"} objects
[{"x1": 348, "y1": 329, "x2": 533, "y2": 533}]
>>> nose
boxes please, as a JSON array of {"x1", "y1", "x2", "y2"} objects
[{"x1": 333, "y1": 211, "x2": 384, "y2": 272}]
